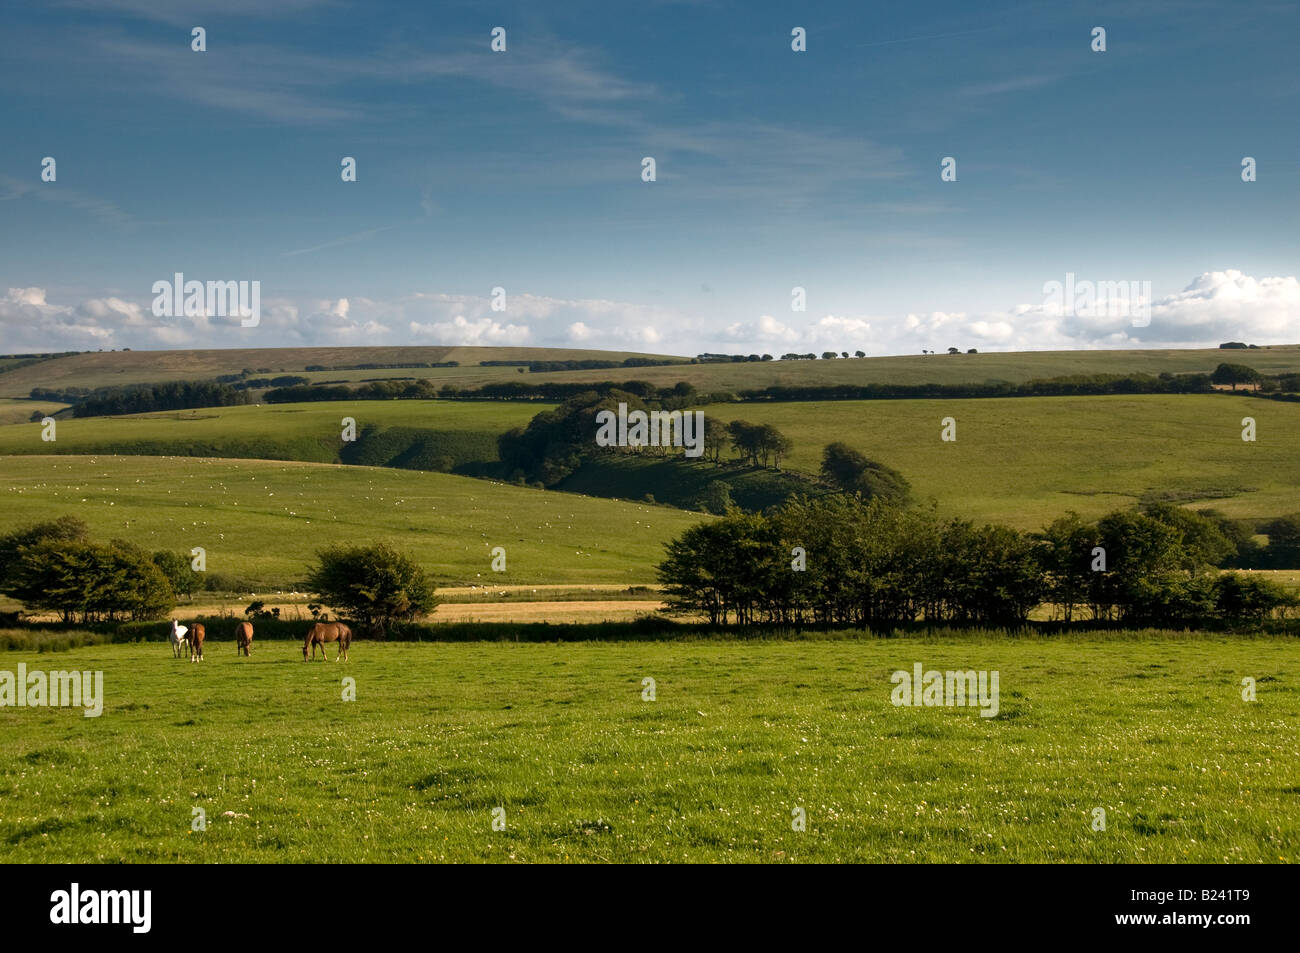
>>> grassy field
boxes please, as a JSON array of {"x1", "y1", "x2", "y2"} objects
[
  {"x1": 3, "y1": 392, "x2": 1295, "y2": 531},
  {"x1": 532, "y1": 345, "x2": 1300, "y2": 393},
  {"x1": 0, "y1": 400, "x2": 548, "y2": 467},
  {"x1": 0, "y1": 398, "x2": 68, "y2": 426},
  {"x1": 0, "y1": 345, "x2": 683, "y2": 396},
  {"x1": 4, "y1": 344, "x2": 1298, "y2": 398},
  {"x1": 0, "y1": 635, "x2": 1294, "y2": 863},
  {"x1": 0, "y1": 456, "x2": 704, "y2": 588},
  {"x1": 701, "y1": 393, "x2": 1300, "y2": 528}
]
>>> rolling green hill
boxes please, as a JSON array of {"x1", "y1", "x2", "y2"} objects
[
  {"x1": 533, "y1": 345, "x2": 1300, "y2": 393},
  {"x1": 698, "y1": 393, "x2": 1300, "y2": 528},
  {"x1": 0, "y1": 345, "x2": 685, "y2": 397},
  {"x1": 0, "y1": 400, "x2": 548, "y2": 471},
  {"x1": 2, "y1": 392, "x2": 1294, "y2": 531},
  {"x1": 0, "y1": 398, "x2": 68, "y2": 426},
  {"x1": 0, "y1": 455, "x2": 703, "y2": 589},
  {"x1": 5, "y1": 344, "x2": 1299, "y2": 398}
]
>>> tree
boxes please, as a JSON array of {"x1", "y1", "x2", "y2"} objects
[
  {"x1": 947, "y1": 347, "x2": 960, "y2": 355},
  {"x1": 818, "y1": 442, "x2": 911, "y2": 505},
  {"x1": 854, "y1": 350, "x2": 865, "y2": 358},
  {"x1": 1092, "y1": 510, "x2": 1194, "y2": 623},
  {"x1": 1211, "y1": 362, "x2": 1262, "y2": 390},
  {"x1": 1034, "y1": 512, "x2": 1098, "y2": 623},
  {"x1": 0, "y1": 516, "x2": 88, "y2": 579},
  {"x1": 307, "y1": 543, "x2": 438, "y2": 634},
  {"x1": 726, "y1": 420, "x2": 762, "y2": 466},
  {"x1": 700, "y1": 415, "x2": 729, "y2": 464},
  {"x1": 1261, "y1": 514, "x2": 1300, "y2": 567},
  {"x1": 821, "y1": 351, "x2": 838, "y2": 360},
  {"x1": 152, "y1": 550, "x2": 202, "y2": 599},
  {"x1": 697, "y1": 480, "x2": 734, "y2": 515},
  {"x1": 757, "y1": 424, "x2": 793, "y2": 469},
  {"x1": 1139, "y1": 502, "x2": 1236, "y2": 568},
  {"x1": 1213, "y1": 573, "x2": 1294, "y2": 627}
]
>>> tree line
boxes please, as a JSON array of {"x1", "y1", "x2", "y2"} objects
[
  {"x1": 261, "y1": 366, "x2": 1300, "y2": 408},
  {"x1": 658, "y1": 495, "x2": 1297, "y2": 628},
  {"x1": 30, "y1": 381, "x2": 252, "y2": 418}
]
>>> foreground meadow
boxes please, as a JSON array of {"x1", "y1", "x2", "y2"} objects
[{"x1": 1, "y1": 636, "x2": 1295, "y2": 863}]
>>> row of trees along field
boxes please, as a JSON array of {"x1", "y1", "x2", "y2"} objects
[
  {"x1": 657, "y1": 495, "x2": 1297, "y2": 628},
  {"x1": 0, "y1": 517, "x2": 437, "y2": 630},
  {"x1": 261, "y1": 364, "x2": 1300, "y2": 406}
]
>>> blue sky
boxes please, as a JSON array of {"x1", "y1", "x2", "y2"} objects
[{"x1": 1, "y1": 0, "x2": 1297, "y2": 355}]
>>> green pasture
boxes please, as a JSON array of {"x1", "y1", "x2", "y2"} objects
[
  {"x1": 0, "y1": 400, "x2": 548, "y2": 466},
  {"x1": 0, "y1": 455, "x2": 702, "y2": 588},
  {"x1": 0, "y1": 635, "x2": 1294, "y2": 863},
  {"x1": 700, "y1": 393, "x2": 1300, "y2": 528},
  {"x1": 4, "y1": 344, "x2": 1298, "y2": 398}
]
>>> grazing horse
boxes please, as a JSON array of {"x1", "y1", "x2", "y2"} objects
[
  {"x1": 303, "y1": 622, "x2": 352, "y2": 662},
  {"x1": 234, "y1": 621, "x2": 254, "y2": 657},
  {"x1": 169, "y1": 620, "x2": 190, "y2": 659},
  {"x1": 189, "y1": 623, "x2": 206, "y2": 662}
]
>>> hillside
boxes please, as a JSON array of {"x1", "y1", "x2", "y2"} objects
[
  {"x1": 3, "y1": 344, "x2": 1299, "y2": 398},
  {"x1": 698, "y1": 393, "x2": 1300, "y2": 528},
  {"x1": 1, "y1": 391, "x2": 1294, "y2": 531},
  {"x1": 0, "y1": 455, "x2": 704, "y2": 590},
  {"x1": 0, "y1": 345, "x2": 685, "y2": 397},
  {"x1": 0, "y1": 400, "x2": 546, "y2": 472}
]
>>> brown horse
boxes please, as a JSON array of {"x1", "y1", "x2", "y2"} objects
[
  {"x1": 234, "y1": 621, "x2": 254, "y2": 657},
  {"x1": 189, "y1": 623, "x2": 206, "y2": 662},
  {"x1": 304, "y1": 622, "x2": 351, "y2": 662}
]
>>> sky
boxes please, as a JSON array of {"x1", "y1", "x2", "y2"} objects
[{"x1": 1, "y1": 0, "x2": 1297, "y2": 356}]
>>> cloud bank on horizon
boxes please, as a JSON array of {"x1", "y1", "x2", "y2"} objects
[{"x1": 2, "y1": 269, "x2": 1296, "y2": 357}]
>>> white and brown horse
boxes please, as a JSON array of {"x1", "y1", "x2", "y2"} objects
[
  {"x1": 303, "y1": 622, "x2": 351, "y2": 661},
  {"x1": 189, "y1": 623, "x2": 206, "y2": 662},
  {"x1": 169, "y1": 620, "x2": 189, "y2": 658}
]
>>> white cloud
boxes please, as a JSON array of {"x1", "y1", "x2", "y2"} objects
[
  {"x1": 408, "y1": 315, "x2": 531, "y2": 346},
  {"x1": 1, "y1": 270, "x2": 1295, "y2": 357},
  {"x1": 723, "y1": 271, "x2": 1299, "y2": 355}
]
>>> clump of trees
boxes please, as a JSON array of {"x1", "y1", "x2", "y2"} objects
[
  {"x1": 498, "y1": 385, "x2": 758, "y2": 486},
  {"x1": 0, "y1": 518, "x2": 179, "y2": 622},
  {"x1": 819, "y1": 442, "x2": 910, "y2": 505},
  {"x1": 64, "y1": 381, "x2": 252, "y2": 417},
  {"x1": 724, "y1": 421, "x2": 793, "y2": 468},
  {"x1": 306, "y1": 542, "x2": 437, "y2": 634},
  {"x1": 658, "y1": 496, "x2": 1296, "y2": 628}
]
